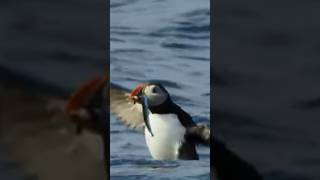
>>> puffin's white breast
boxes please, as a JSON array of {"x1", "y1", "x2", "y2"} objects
[{"x1": 145, "y1": 113, "x2": 186, "y2": 160}]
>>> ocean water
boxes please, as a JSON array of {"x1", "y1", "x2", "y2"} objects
[
  {"x1": 1, "y1": 0, "x2": 319, "y2": 179},
  {"x1": 214, "y1": 0, "x2": 320, "y2": 179},
  {"x1": 0, "y1": 0, "x2": 209, "y2": 179},
  {"x1": 0, "y1": 0, "x2": 106, "y2": 179},
  {"x1": 110, "y1": 0, "x2": 210, "y2": 179}
]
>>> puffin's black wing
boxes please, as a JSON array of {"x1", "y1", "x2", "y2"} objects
[
  {"x1": 185, "y1": 124, "x2": 210, "y2": 146},
  {"x1": 167, "y1": 103, "x2": 210, "y2": 146},
  {"x1": 110, "y1": 84, "x2": 144, "y2": 130}
]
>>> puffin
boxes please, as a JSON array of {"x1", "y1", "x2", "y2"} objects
[
  {"x1": 64, "y1": 75, "x2": 108, "y2": 136},
  {"x1": 111, "y1": 82, "x2": 263, "y2": 179},
  {"x1": 48, "y1": 78, "x2": 263, "y2": 179},
  {"x1": 47, "y1": 75, "x2": 109, "y2": 176},
  {"x1": 111, "y1": 83, "x2": 210, "y2": 160}
]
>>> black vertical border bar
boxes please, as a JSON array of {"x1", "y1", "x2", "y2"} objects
[
  {"x1": 210, "y1": 0, "x2": 214, "y2": 179},
  {"x1": 106, "y1": 0, "x2": 111, "y2": 179}
]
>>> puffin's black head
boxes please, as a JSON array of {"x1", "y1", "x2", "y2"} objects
[
  {"x1": 130, "y1": 83, "x2": 170, "y2": 137},
  {"x1": 130, "y1": 83, "x2": 170, "y2": 107}
]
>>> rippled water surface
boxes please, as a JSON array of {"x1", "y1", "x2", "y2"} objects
[
  {"x1": 110, "y1": 0, "x2": 210, "y2": 179},
  {"x1": 1, "y1": 0, "x2": 320, "y2": 179}
]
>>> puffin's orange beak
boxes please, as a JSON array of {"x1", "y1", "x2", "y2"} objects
[
  {"x1": 66, "y1": 76, "x2": 107, "y2": 117},
  {"x1": 130, "y1": 84, "x2": 145, "y2": 103}
]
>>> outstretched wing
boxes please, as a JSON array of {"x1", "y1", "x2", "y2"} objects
[
  {"x1": 110, "y1": 84, "x2": 144, "y2": 130},
  {"x1": 185, "y1": 123, "x2": 210, "y2": 146}
]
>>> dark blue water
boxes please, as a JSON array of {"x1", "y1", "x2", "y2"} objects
[
  {"x1": 214, "y1": 0, "x2": 320, "y2": 179},
  {"x1": 0, "y1": 0, "x2": 106, "y2": 179},
  {"x1": 110, "y1": 0, "x2": 210, "y2": 179}
]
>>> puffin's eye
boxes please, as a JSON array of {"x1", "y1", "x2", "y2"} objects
[{"x1": 152, "y1": 87, "x2": 158, "y2": 93}]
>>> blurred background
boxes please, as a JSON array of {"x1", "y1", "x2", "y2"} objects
[
  {"x1": 2, "y1": 0, "x2": 318, "y2": 180},
  {"x1": 110, "y1": 0, "x2": 210, "y2": 179},
  {"x1": 0, "y1": 0, "x2": 107, "y2": 179},
  {"x1": 214, "y1": 0, "x2": 320, "y2": 179}
]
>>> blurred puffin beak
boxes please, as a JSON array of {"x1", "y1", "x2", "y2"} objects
[
  {"x1": 130, "y1": 84, "x2": 145, "y2": 104},
  {"x1": 130, "y1": 84, "x2": 154, "y2": 137}
]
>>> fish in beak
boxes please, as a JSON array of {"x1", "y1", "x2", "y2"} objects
[{"x1": 130, "y1": 84, "x2": 154, "y2": 136}]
